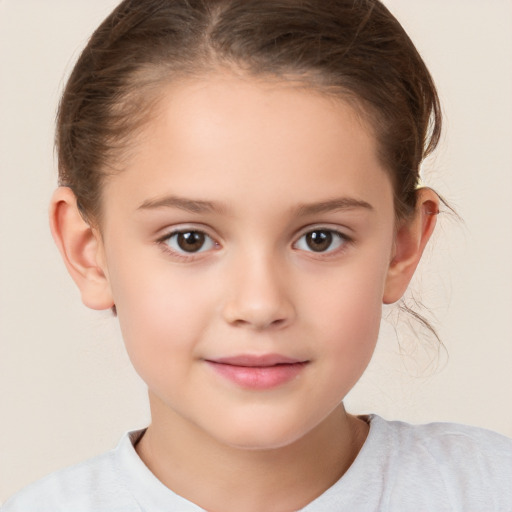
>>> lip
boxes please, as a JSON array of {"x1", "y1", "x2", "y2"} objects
[{"x1": 205, "y1": 354, "x2": 309, "y2": 390}]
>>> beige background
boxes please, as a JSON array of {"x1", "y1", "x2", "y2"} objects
[{"x1": 1, "y1": 0, "x2": 511, "y2": 503}]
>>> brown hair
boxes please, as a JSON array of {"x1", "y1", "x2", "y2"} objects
[{"x1": 57, "y1": 0, "x2": 441, "y2": 226}]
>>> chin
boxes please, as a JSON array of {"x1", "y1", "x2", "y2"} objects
[{"x1": 213, "y1": 419, "x2": 312, "y2": 452}]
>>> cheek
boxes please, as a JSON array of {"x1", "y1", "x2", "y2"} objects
[
  {"x1": 310, "y1": 290, "x2": 382, "y2": 406},
  {"x1": 320, "y1": 285, "x2": 382, "y2": 359},
  {"x1": 303, "y1": 253, "x2": 390, "y2": 368},
  {"x1": 107, "y1": 257, "x2": 215, "y2": 384}
]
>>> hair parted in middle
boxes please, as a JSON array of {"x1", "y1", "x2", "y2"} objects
[{"x1": 57, "y1": 0, "x2": 441, "y2": 227}]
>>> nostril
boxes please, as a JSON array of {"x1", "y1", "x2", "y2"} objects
[
  {"x1": 230, "y1": 316, "x2": 287, "y2": 330},
  {"x1": 220, "y1": 270, "x2": 296, "y2": 329}
]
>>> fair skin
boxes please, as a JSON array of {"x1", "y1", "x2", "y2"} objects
[{"x1": 50, "y1": 74, "x2": 438, "y2": 512}]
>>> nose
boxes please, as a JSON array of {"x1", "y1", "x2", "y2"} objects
[{"x1": 221, "y1": 250, "x2": 295, "y2": 330}]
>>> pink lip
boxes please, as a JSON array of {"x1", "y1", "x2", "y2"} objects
[{"x1": 205, "y1": 354, "x2": 308, "y2": 390}]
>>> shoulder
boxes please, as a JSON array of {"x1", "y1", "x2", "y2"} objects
[
  {"x1": 373, "y1": 414, "x2": 512, "y2": 465},
  {"x1": 367, "y1": 415, "x2": 512, "y2": 509},
  {"x1": 1, "y1": 433, "x2": 141, "y2": 512}
]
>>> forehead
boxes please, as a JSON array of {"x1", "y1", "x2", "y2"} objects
[{"x1": 102, "y1": 74, "x2": 393, "y2": 221}]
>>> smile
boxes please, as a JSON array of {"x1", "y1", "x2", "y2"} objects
[{"x1": 204, "y1": 354, "x2": 309, "y2": 390}]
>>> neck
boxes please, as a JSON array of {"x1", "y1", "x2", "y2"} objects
[{"x1": 136, "y1": 396, "x2": 368, "y2": 512}]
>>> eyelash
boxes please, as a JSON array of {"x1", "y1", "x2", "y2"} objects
[
  {"x1": 157, "y1": 228, "x2": 219, "y2": 262},
  {"x1": 293, "y1": 228, "x2": 351, "y2": 257},
  {"x1": 157, "y1": 227, "x2": 352, "y2": 261}
]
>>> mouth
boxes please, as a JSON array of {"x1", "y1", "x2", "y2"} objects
[
  {"x1": 208, "y1": 353, "x2": 306, "y2": 367},
  {"x1": 204, "y1": 354, "x2": 309, "y2": 390}
]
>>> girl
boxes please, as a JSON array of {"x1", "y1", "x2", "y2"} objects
[{"x1": 2, "y1": 0, "x2": 511, "y2": 510}]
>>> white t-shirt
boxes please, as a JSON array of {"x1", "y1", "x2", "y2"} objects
[{"x1": 2, "y1": 415, "x2": 511, "y2": 511}]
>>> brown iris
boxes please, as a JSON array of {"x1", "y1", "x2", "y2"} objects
[
  {"x1": 305, "y1": 230, "x2": 333, "y2": 252},
  {"x1": 177, "y1": 231, "x2": 206, "y2": 252}
]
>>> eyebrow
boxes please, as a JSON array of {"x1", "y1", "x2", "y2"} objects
[
  {"x1": 137, "y1": 195, "x2": 227, "y2": 214},
  {"x1": 137, "y1": 195, "x2": 373, "y2": 216},
  {"x1": 294, "y1": 197, "x2": 374, "y2": 216}
]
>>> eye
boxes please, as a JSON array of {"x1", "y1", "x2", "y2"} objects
[
  {"x1": 163, "y1": 230, "x2": 216, "y2": 254},
  {"x1": 294, "y1": 229, "x2": 348, "y2": 253}
]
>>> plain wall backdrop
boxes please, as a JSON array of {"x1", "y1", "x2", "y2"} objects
[{"x1": 1, "y1": 0, "x2": 511, "y2": 503}]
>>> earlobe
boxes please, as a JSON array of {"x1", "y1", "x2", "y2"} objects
[
  {"x1": 383, "y1": 188, "x2": 439, "y2": 305},
  {"x1": 49, "y1": 187, "x2": 114, "y2": 310}
]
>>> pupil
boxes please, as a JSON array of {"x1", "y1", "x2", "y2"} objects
[
  {"x1": 177, "y1": 231, "x2": 205, "y2": 252},
  {"x1": 306, "y1": 230, "x2": 332, "y2": 252}
]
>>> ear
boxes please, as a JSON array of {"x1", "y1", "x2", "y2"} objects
[
  {"x1": 383, "y1": 188, "x2": 439, "y2": 304},
  {"x1": 49, "y1": 187, "x2": 114, "y2": 310}
]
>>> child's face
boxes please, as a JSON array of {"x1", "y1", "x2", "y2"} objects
[{"x1": 98, "y1": 75, "x2": 397, "y2": 449}]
